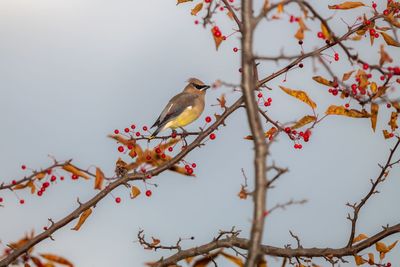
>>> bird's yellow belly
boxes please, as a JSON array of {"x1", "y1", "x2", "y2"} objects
[{"x1": 164, "y1": 107, "x2": 202, "y2": 129}]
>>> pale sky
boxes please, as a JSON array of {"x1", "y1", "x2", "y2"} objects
[{"x1": 0, "y1": 0, "x2": 399, "y2": 266}]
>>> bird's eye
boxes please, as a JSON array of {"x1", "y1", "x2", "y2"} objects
[{"x1": 193, "y1": 84, "x2": 204, "y2": 90}]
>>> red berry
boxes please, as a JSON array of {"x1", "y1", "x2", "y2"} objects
[
  {"x1": 12, "y1": 180, "x2": 17, "y2": 185},
  {"x1": 387, "y1": 263, "x2": 392, "y2": 267},
  {"x1": 363, "y1": 63, "x2": 369, "y2": 70},
  {"x1": 171, "y1": 131, "x2": 177, "y2": 138},
  {"x1": 380, "y1": 75, "x2": 385, "y2": 81},
  {"x1": 130, "y1": 124, "x2": 136, "y2": 129},
  {"x1": 317, "y1": 32, "x2": 325, "y2": 39},
  {"x1": 267, "y1": 97, "x2": 272, "y2": 102},
  {"x1": 396, "y1": 78, "x2": 400, "y2": 84},
  {"x1": 19, "y1": 199, "x2": 25, "y2": 204},
  {"x1": 387, "y1": 103, "x2": 392, "y2": 108},
  {"x1": 351, "y1": 84, "x2": 357, "y2": 90},
  {"x1": 118, "y1": 146, "x2": 124, "y2": 152},
  {"x1": 114, "y1": 129, "x2": 119, "y2": 134},
  {"x1": 50, "y1": 175, "x2": 56, "y2": 182},
  {"x1": 46, "y1": 169, "x2": 52, "y2": 175},
  {"x1": 374, "y1": 33, "x2": 379, "y2": 38},
  {"x1": 194, "y1": 20, "x2": 199, "y2": 25},
  {"x1": 292, "y1": 130, "x2": 297, "y2": 135},
  {"x1": 187, "y1": 168, "x2": 194, "y2": 175},
  {"x1": 161, "y1": 153, "x2": 166, "y2": 159},
  {"x1": 115, "y1": 197, "x2": 121, "y2": 203},
  {"x1": 135, "y1": 132, "x2": 140, "y2": 137},
  {"x1": 257, "y1": 92, "x2": 263, "y2": 98},
  {"x1": 383, "y1": 9, "x2": 389, "y2": 15},
  {"x1": 209, "y1": 133, "x2": 216, "y2": 140},
  {"x1": 43, "y1": 182, "x2": 50, "y2": 188},
  {"x1": 191, "y1": 163, "x2": 197, "y2": 168},
  {"x1": 264, "y1": 101, "x2": 270, "y2": 106},
  {"x1": 219, "y1": 6, "x2": 224, "y2": 11},
  {"x1": 205, "y1": 0, "x2": 211, "y2": 3},
  {"x1": 38, "y1": 191, "x2": 43, "y2": 196},
  {"x1": 72, "y1": 174, "x2": 78, "y2": 180},
  {"x1": 332, "y1": 89, "x2": 338, "y2": 96},
  {"x1": 168, "y1": 147, "x2": 173, "y2": 152},
  {"x1": 127, "y1": 144, "x2": 133, "y2": 150},
  {"x1": 233, "y1": 47, "x2": 238, "y2": 52},
  {"x1": 155, "y1": 147, "x2": 161, "y2": 154},
  {"x1": 142, "y1": 126, "x2": 148, "y2": 131},
  {"x1": 124, "y1": 128, "x2": 130, "y2": 133},
  {"x1": 0, "y1": 197, "x2": 3, "y2": 202},
  {"x1": 21, "y1": 165, "x2": 26, "y2": 170},
  {"x1": 205, "y1": 116, "x2": 212, "y2": 123},
  {"x1": 369, "y1": 28, "x2": 376, "y2": 35},
  {"x1": 284, "y1": 127, "x2": 291, "y2": 133},
  {"x1": 299, "y1": 63, "x2": 304, "y2": 68},
  {"x1": 145, "y1": 190, "x2": 152, "y2": 197},
  {"x1": 365, "y1": 20, "x2": 371, "y2": 25},
  {"x1": 146, "y1": 155, "x2": 152, "y2": 161},
  {"x1": 372, "y1": 2, "x2": 377, "y2": 8},
  {"x1": 345, "y1": 103, "x2": 350, "y2": 108},
  {"x1": 60, "y1": 176, "x2": 64, "y2": 181},
  {"x1": 214, "y1": 30, "x2": 222, "y2": 37},
  {"x1": 185, "y1": 164, "x2": 190, "y2": 170}
]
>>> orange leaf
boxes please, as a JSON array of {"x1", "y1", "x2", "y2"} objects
[
  {"x1": 193, "y1": 251, "x2": 220, "y2": 267},
  {"x1": 370, "y1": 103, "x2": 379, "y2": 132},
  {"x1": 370, "y1": 82, "x2": 378, "y2": 93},
  {"x1": 329, "y1": 1, "x2": 365, "y2": 9},
  {"x1": 176, "y1": 0, "x2": 192, "y2": 4},
  {"x1": 191, "y1": 2, "x2": 203, "y2": 16},
  {"x1": 107, "y1": 134, "x2": 136, "y2": 147},
  {"x1": 381, "y1": 32, "x2": 400, "y2": 47},
  {"x1": 151, "y1": 237, "x2": 160, "y2": 246},
  {"x1": 321, "y1": 23, "x2": 331, "y2": 40},
  {"x1": 62, "y1": 164, "x2": 90, "y2": 180},
  {"x1": 212, "y1": 29, "x2": 224, "y2": 50},
  {"x1": 185, "y1": 256, "x2": 195, "y2": 264},
  {"x1": 130, "y1": 186, "x2": 141, "y2": 199},
  {"x1": 94, "y1": 167, "x2": 104, "y2": 190},
  {"x1": 354, "y1": 255, "x2": 366, "y2": 265},
  {"x1": 352, "y1": 233, "x2": 368, "y2": 244},
  {"x1": 71, "y1": 208, "x2": 92, "y2": 231},
  {"x1": 217, "y1": 94, "x2": 227, "y2": 109},
  {"x1": 325, "y1": 105, "x2": 370, "y2": 118},
  {"x1": 367, "y1": 253, "x2": 375, "y2": 265},
  {"x1": 31, "y1": 256, "x2": 44, "y2": 267},
  {"x1": 291, "y1": 115, "x2": 316, "y2": 129},
  {"x1": 383, "y1": 130, "x2": 393, "y2": 139},
  {"x1": 376, "y1": 242, "x2": 388, "y2": 253},
  {"x1": 379, "y1": 44, "x2": 393, "y2": 66},
  {"x1": 389, "y1": 112, "x2": 398, "y2": 131},
  {"x1": 40, "y1": 254, "x2": 74, "y2": 267},
  {"x1": 238, "y1": 185, "x2": 248, "y2": 199},
  {"x1": 36, "y1": 172, "x2": 46, "y2": 180},
  {"x1": 342, "y1": 70, "x2": 354, "y2": 81},
  {"x1": 220, "y1": 252, "x2": 243, "y2": 266},
  {"x1": 312, "y1": 76, "x2": 335, "y2": 87},
  {"x1": 279, "y1": 86, "x2": 317, "y2": 109}
]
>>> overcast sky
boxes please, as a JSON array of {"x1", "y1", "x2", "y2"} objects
[{"x1": 0, "y1": 0, "x2": 399, "y2": 266}]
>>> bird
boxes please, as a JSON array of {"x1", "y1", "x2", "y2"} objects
[{"x1": 150, "y1": 78, "x2": 210, "y2": 138}]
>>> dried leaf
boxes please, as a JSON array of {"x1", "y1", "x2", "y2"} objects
[
  {"x1": 62, "y1": 164, "x2": 90, "y2": 180},
  {"x1": 389, "y1": 112, "x2": 398, "y2": 131},
  {"x1": 295, "y1": 27, "x2": 304, "y2": 40},
  {"x1": 329, "y1": 2, "x2": 365, "y2": 9},
  {"x1": 342, "y1": 70, "x2": 354, "y2": 81},
  {"x1": 193, "y1": 252, "x2": 220, "y2": 267},
  {"x1": 376, "y1": 242, "x2": 388, "y2": 253},
  {"x1": 244, "y1": 127, "x2": 277, "y2": 140},
  {"x1": 367, "y1": 253, "x2": 375, "y2": 265},
  {"x1": 191, "y1": 2, "x2": 203, "y2": 16},
  {"x1": 238, "y1": 185, "x2": 248, "y2": 199},
  {"x1": 185, "y1": 256, "x2": 195, "y2": 264},
  {"x1": 373, "y1": 86, "x2": 388, "y2": 99},
  {"x1": 176, "y1": 0, "x2": 192, "y2": 4},
  {"x1": 220, "y1": 252, "x2": 244, "y2": 266},
  {"x1": 217, "y1": 94, "x2": 227, "y2": 109},
  {"x1": 325, "y1": 105, "x2": 370, "y2": 118},
  {"x1": 36, "y1": 172, "x2": 46, "y2": 180},
  {"x1": 370, "y1": 103, "x2": 379, "y2": 132},
  {"x1": 94, "y1": 167, "x2": 104, "y2": 190},
  {"x1": 321, "y1": 23, "x2": 331, "y2": 40},
  {"x1": 352, "y1": 233, "x2": 368, "y2": 244},
  {"x1": 130, "y1": 186, "x2": 141, "y2": 199},
  {"x1": 291, "y1": 115, "x2": 316, "y2": 129},
  {"x1": 31, "y1": 256, "x2": 44, "y2": 267},
  {"x1": 383, "y1": 129, "x2": 393, "y2": 139},
  {"x1": 40, "y1": 254, "x2": 73, "y2": 267},
  {"x1": 379, "y1": 44, "x2": 393, "y2": 66},
  {"x1": 71, "y1": 208, "x2": 92, "y2": 231},
  {"x1": 312, "y1": 76, "x2": 334, "y2": 87},
  {"x1": 211, "y1": 29, "x2": 224, "y2": 50},
  {"x1": 381, "y1": 32, "x2": 400, "y2": 47},
  {"x1": 354, "y1": 255, "x2": 366, "y2": 265},
  {"x1": 151, "y1": 237, "x2": 160, "y2": 246},
  {"x1": 279, "y1": 86, "x2": 317, "y2": 109}
]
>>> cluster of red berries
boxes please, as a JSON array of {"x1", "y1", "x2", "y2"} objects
[
  {"x1": 263, "y1": 97, "x2": 272, "y2": 107},
  {"x1": 212, "y1": 26, "x2": 222, "y2": 38},
  {"x1": 185, "y1": 163, "x2": 197, "y2": 175},
  {"x1": 285, "y1": 127, "x2": 311, "y2": 149},
  {"x1": 328, "y1": 88, "x2": 339, "y2": 96},
  {"x1": 334, "y1": 53, "x2": 339, "y2": 62},
  {"x1": 289, "y1": 15, "x2": 300, "y2": 23}
]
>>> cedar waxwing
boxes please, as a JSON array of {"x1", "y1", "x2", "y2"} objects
[{"x1": 150, "y1": 78, "x2": 210, "y2": 138}]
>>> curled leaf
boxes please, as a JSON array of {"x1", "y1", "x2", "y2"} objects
[
  {"x1": 379, "y1": 45, "x2": 393, "y2": 66},
  {"x1": 381, "y1": 32, "x2": 400, "y2": 47},
  {"x1": 279, "y1": 86, "x2": 317, "y2": 109},
  {"x1": 342, "y1": 70, "x2": 354, "y2": 81},
  {"x1": 312, "y1": 76, "x2": 334, "y2": 87},
  {"x1": 71, "y1": 208, "x2": 92, "y2": 231},
  {"x1": 329, "y1": 2, "x2": 365, "y2": 10},
  {"x1": 94, "y1": 167, "x2": 104, "y2": 190},
  {"x1": 176, "y1": 0, "x2": 192, "y2": 4},
  {"x1": 370, "y1": 103, "x2": 379, "y2": 132},
  {"x1": 291, "y1": 115, "x2": 316, "y2": 129},
  {"x1": 130, "y1": 186, "x2": 141, "y2": 199},
  {"x1": 321, "y1": 23, "x2": 331, "y2": 40},
  {"x1": 40, "y1": 254, "x2": 74, "y2": 267},
  {"x1": 326, "y1": 105, "x2": 370, "y2": 118},
  {"x1": 354, "y1": 255, "x2": 366, "y2": 265},
  {"x1": 62, "y1": 164, "x2": 90, "y2": 180},
  {"x1": 191, "y1": 2, "x2": 203, "y2": 16}
]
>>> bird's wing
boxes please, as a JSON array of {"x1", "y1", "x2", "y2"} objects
[{"x1": 151, "y1": 92, "x2": 198, "y2": 128}]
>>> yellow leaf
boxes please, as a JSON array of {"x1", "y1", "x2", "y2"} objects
[
  {"x1": 94, "y1": 167, "x2": 104, "y2": 190},
  {"x1": 295, "y1": 27, "x2": 304, "y2": 40},
  {"x1": 191, "y1": 2, "x2": 203, "y2": 16},
  {"x1": 130, "y1": 186, "x2": 141, "y2": 199},
  {"x1": 370, "y1": 82, "x2": 378, "y2": 93},
  {"x1": 36, "y1": 172, "x2": 46, "y2": 180},
  {"x1": 370, "y1": 103, "x2": 379, "y2": 132},
  {"x1": 220, "y1": 252, "x2": 243, "y2": 266},
  {"x1": 40, "y1": 254, "x2": 74, "y2": 267},
  {"x1": 279, "y1": 86, "x2": 317, "y2": 109},
  {"x1": 354, "y1": 255, "x2": 366, "y2": 265},
  {"x1": 211, "y1": 29, "x2": 224, "y2": 50},
  {"x1": 176, "y1": 0, "x2": 192, "y2": 4},
  {"x1": 277, "y1": 2, "x2": 283, "y2": 13},
  {"x1": 388, "y1": 240, "x2": 398, "y2": 251},
  {"x1": 325, "y1": 105, "x2": 370, "y2": 118},
  {"x1": 389, "y1": 112, "x2": 398, "y2": 131},
  {"x1": 291, "y1": 115, "x2": 316, "y2": 129},
  {"x1": 352, "y1": 233, "x2": 368, "y2": 244},
  {"x1": 381, "y1": 32, "x2": 400, "y2": 47},
  {"x1": 312, "y1": 76, "x2": 334, "y2": 87},
  {"x1": 62, "y1": 164, "x2": 90, "y2": 180},
  {"x1": 376, "y1": 242, "x2": 388, "y2": 253},
  {"x1": 71, "y1": 208, "x2": 92, "y2": 231},
  {"x1": 342, "y1": 70, "x2": 354, "y2": 81},
  {"x1": 329, "y1": 2, "x2": 365, "y2": 9},
  {"x1": 321, "y1": 23, "x2": 331, "y2": 40}
]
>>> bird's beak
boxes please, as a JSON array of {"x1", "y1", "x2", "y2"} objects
[{"x1": 202, "y1": 85, "x2": 211, "y2": 91}]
